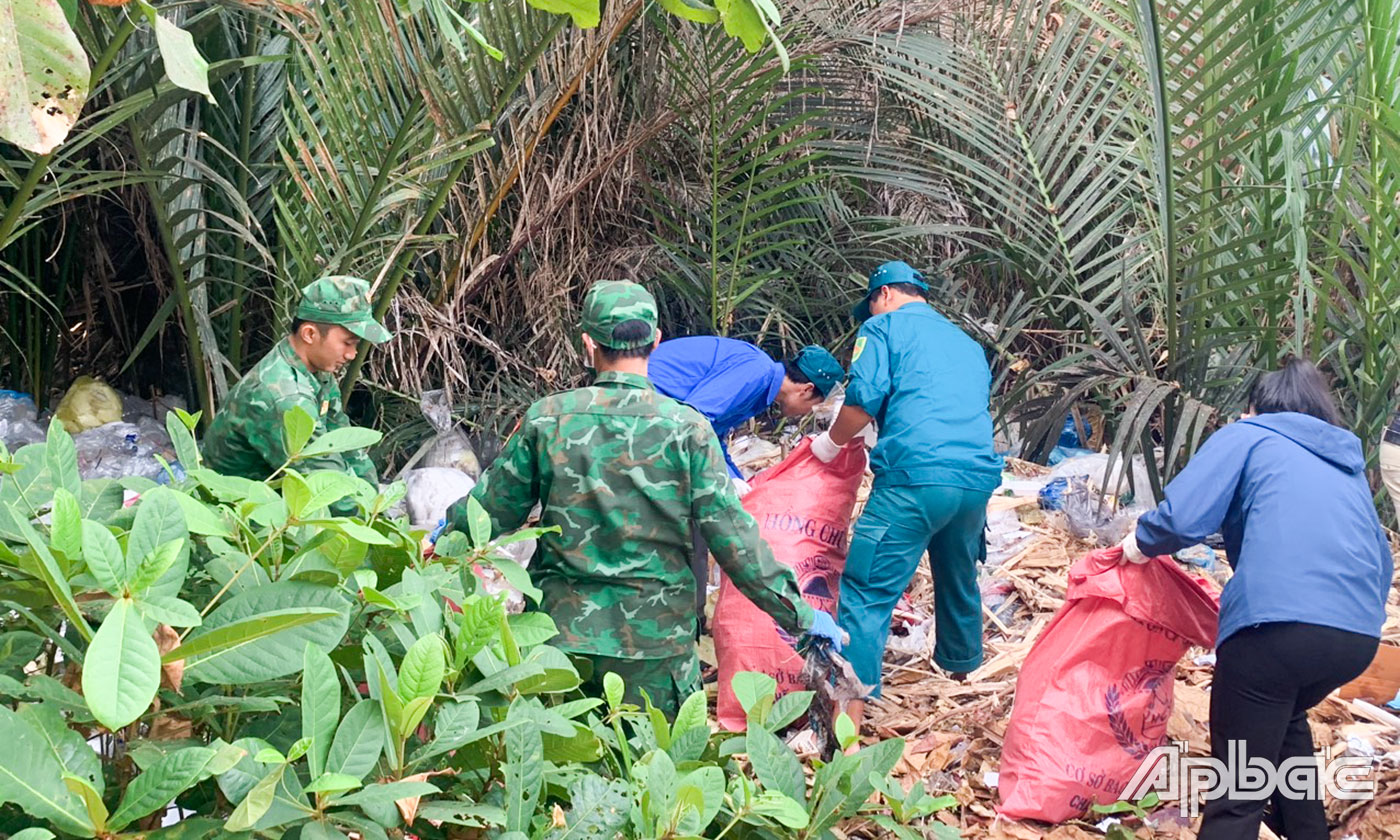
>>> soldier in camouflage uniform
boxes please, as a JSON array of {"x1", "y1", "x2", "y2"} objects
[
  {"x1": 203, "y1": 276, "x2": 390, "y2": 515},
  {"x1": 444, "y1": 280, "x2": 844, "y2": 715}
]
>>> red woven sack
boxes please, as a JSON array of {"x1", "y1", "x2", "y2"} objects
[
  {"x1": 713, "y1": 438, "x2": 866, "y2": 731},
  {"x1": 997, "y1": 547, "x2": 1220, "y2": 822}
]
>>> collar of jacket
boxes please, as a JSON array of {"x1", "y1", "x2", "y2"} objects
[
  {"x1": 594, "y1": 370, "x2": 654, "y2": 390},
  {"x1": 276, "y1": 336, "x2": 321, "y2": 384}
]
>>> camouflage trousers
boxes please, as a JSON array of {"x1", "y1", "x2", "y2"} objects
[{"x1": 577, "y1": 652, "x2": 702, "y2": 718}]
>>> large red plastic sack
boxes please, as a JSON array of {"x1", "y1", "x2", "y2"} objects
[
  {"x1": 997, "y1": 547, "x2": 1220, "y2": 823},
  {"x1": 713, "y1": 438, "x2": 866, "y2": 731}
]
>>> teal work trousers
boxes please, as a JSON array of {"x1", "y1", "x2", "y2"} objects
[{"x1": 836, "y1": 483, "x2": 989, "y2": 697}]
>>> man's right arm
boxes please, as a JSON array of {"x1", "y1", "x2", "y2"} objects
[
  {"x1": 448, "y1": 413, "x2": 540, "y2": 537},
  {"x1": 689, "y1": 425, "x2": 813, "y2": 635}
]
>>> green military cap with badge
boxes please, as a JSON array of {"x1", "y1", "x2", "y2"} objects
[{"x1": 296, "y1": 275, "x2": 392, "y2": 344}]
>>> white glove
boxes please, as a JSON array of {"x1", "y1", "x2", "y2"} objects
[
  {"x1": 1120, "y1": 529, "x2": 1148, "y2": 564},
  {"x1": 811, "y1": 431, "x2": 841, "y2": 464},
  {"x1": 731, "y1": 477, "x2": 752, "y2": 497}
]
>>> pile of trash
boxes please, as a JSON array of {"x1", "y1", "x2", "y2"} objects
[
  {"x1": 846, "y1": 456, "x2": 1400, "y2": 840},
  {"x1": 1, "y1": 380, "x2": 184, "y2": 482}
]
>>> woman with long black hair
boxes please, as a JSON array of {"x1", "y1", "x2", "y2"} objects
[{"x1": 1120, "y1": 358, "x2": 1393, "y2": 840}]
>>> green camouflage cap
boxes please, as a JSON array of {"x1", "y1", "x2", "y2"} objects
[
  {"x1": 294, "y1": 276, "x2": 391, "y2": 344},
  {"x1": 792, "y1": 345, "x2": 845, "y2": 397},
  {"x1": 581, "y1": 281, "x2": 659, "y2": 349}
]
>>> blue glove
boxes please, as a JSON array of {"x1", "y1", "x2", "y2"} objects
[
  {"x1": 804, "y1": 610, "x2": 845, "y2": 652},
  {"x1": 429, "y1": 518, "x2": 447, "y2": 545}
]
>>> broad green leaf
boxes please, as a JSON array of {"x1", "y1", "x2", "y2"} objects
[
  {"x1": 283, "y1": 405, "x2": 316, "y2": 457},
  {"x1": 130, "y1": 538, "x2": 186, "y2": 595},
  {"x1": 658, "y1": 0, "x2": 720, "y2": 23},
  {"x1": 301, "y1": 820, "x2": 348, "y2": 840},
  {"x1": 165, "y1": 410, "x2": 200, "y2": 469},
  {"x1": 0, "y1": 0, "x2": 89, "y2": 154},
  {"x1": 136, "y1": 595, "x2": 202, "y2": 628},
  {"x1": 303, "y1": 772, "x2": 362, "y2": 796},
  {"x1": 672, "y1": 690, "x2": 708, "y2": 739},
  {"x1": 16, "y1": 702, "x2": 102, "y2": 794},
  {"x1": 83, "y1": 597, "x2": 160, "y2": 730},
  {"x1": 325, "y1": 700, "x2": 383, "y2": 780},
  {"x1": 543, "y1": 777, "x2": 630, "y2": 840},
  {"x1": 465, "y1": 495, "x2": 491, "y2": 547},
  {"x1": 172, "y1": 607, "x2": 342, "y2": 682},
  {"x1": 541, "y1": 721, "x2": 603, "y2": 763},
  {"x1": 0, "y1": 707, "x2": 93, "y2": 835},
  {"x1": 309, "y1": 518, "x2": 392, "y2": 545},
  {"x1": 748, "y1": 790, "x2": 809, "y2": 828},
  {"x1": 524, "y1": 0, "x2": 600, "y2": 27},
  {"x1": 108, "y1": 745, "x2": 240, "y2": 831},
  {"x1": 745, "y1": 723, "x2": 805, "y2": 805},
  {"x1": 714, "y1": 0, "x2": 765, "y2": 51},
  {"x1": 603, "y1": 671, "x2": 624, "y2": 710},
  {"x1": 79, "y1": 479, "x2": 124, "y2": 522},
  {"x1": 9, "y1": 829, "x2": 57, "y2": 840},
  {"x1": 331, "y1": 780, "x2": 440, "y2": 808},
  {"x1": 166, "y1": 490, "x2": 231, "y2": 537},
  {"x1": 125, "y1": 488, "x2": 189, "y2": 599},
  {"x1": 63, "y1": 773, "x2": 107, "y2": 834},
  {"x1": 834, "y1": 712, "x2": 857, "y2": 752},
  {"x1": 678, "y1": 765, "x2": 725, "y2": 831},
  {"x1": 515, "y1": 644, "x2": 581, "y2": 695},
  {"x1": 506, "y1": 612, "x2": 558, "y2": 648},
  {"x1": 282, "y1": 470, "x2": 311, "y2": 519},
  {"x1": 302, "y1": 471, "x2": 363, "y2": 516},
  {"x1": 7, "y1": 508, "x2": 92, "y2": 641},
  {"x1": 398, "y1": 634, "x2": 445, "y2": 704},
  {"x1": 0, "y1": 630, "x2": 45, "y2": 674},
  {"x1": 483, "y1": 555, "x2": 542, "y2": 603},
  {"x1": 179, "y1": 581, "x2": 350, "y2": 684},
  {"x1": 399, "y1": 695, "x2": 433, "y2": 741},
  {"x1": 150, "y1": 10, "x2": 213, "y2": 102},
  {"x1": 225, "y1": 766, "x2": 282, "y2": 832},
  {"x1": 427, "y1": 699, "x2": 478, "y2": 754},
  {"x1": 81, "y1": 519, "x2": 128, "y2": 596},
  {"x1": 48, "y1": 487, "x2": 81, "y2": 561},
  {"x1": 298, "y1": 426, "x2": 383, "y2": 458},
  {"x1": 732, "y1": 671, "x2": 777, "y2": 724},
  {"x1": 303, "y1": 643, "x2": 340, "y2": 779},
  {"x1": 503, "y1": 707, "x2": 544, "y2": 833},
  {"x1": 766, "y1": 690, "x2": 814, "y2": 732}
]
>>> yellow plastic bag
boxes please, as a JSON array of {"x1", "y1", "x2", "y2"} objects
[{"x1": 55, "y1": 376, "x2": 123, "y2": 434}]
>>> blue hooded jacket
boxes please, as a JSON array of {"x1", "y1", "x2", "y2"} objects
[
  {"x1": 648, "y1": 337, "x2": 785, "y2": 478},
  {"x1": 1136, "y1": 412, "x2": 1393, "y2": 646}
]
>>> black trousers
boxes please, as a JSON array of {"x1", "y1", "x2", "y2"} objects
[{"x1": 1199, "y1": 622, "x2": 1377, "y2": 840}]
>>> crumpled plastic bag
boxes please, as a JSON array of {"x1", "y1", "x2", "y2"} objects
[
  {"x1": 0, "y1": 391, "x2": 44, "y2": 450},
  {"x1": 73, "y1": 421, "x2": 166, "y2": 480},
  {"x1": 404, "y1": 467, "x2": 477, "y2": 530},
  {"x1": 55, "y1": 376, "x2": 124, "y2": 434},
  {"x1": 418, "y1": 389, "x2": 480, "y2": 478},
  {"x1": 1060, "y1": 477, "x2": 1149, "y2": 546}
]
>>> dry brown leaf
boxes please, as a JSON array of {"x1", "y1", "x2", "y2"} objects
[
  {"x1": 395, "y1": 768, "x2": 456, "y2": 824},
  {"x1": 153, "y1": 624, "x2": 183, "y2": 694}
]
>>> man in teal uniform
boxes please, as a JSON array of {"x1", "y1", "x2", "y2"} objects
[{"x1": 810, "y1": 261, "x2": 1002, "y2": 735}]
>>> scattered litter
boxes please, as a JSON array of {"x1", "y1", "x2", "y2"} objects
[
  {"x1": 982, "y1": 771, "x2": 999, "y2": 789},
  {"x1": 729, "y1": 434, "x2": 782, "y2": 476},
  {"x1": 416, "y1": 389, "x2": 481, "y2": 478},
  {"x1": 73, "y1": 421, "x2": 172, "y2": 480},
  {"x1": 54, "y1": 376, "x2": 124, "y2": 434},
  {"x1": 1193, "y1": 654, "x2": 1217, "y2": 667},
  {"x1": 404, "y1": 467, "x2": 477, "y2": 530},
  {"x1": 1176, "y1": 544, "x2": 1217, "y2": 571},
  {"x1": 1389, "y1": 689, "x2": 1400, "y2": 712}
]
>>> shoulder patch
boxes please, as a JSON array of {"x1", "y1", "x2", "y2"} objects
[{"x1": 851, "y1": 336, "x2": 867, "y2": 363}]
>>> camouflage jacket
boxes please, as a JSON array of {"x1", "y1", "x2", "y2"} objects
[
  {"x1": 202, "y1": 339, "x2": 378, "y2": 500},
  {"x1": 449, "y1": 370, "x2": 814, "y2": 660}
]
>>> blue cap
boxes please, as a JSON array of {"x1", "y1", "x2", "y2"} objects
[
  {"x1": 792, "y1": 345, "x2": 845, "y2": 397},
  {"x1": 852, "y1": 261, "x2": 929, "y2": 321}
]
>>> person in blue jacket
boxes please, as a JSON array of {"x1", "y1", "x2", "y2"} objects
[
  {"x1": 1120, "y1": 358, "x2": 1391, "y2": 840},
  {"x1": 649, "y1": 337, "x2": 846, "y2": 493},
  {"x1": 811, "y1": 261, "x2": 1003, "y2": 738}
]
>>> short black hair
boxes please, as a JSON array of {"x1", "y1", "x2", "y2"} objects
[
  {"x1": 595, "y1": 319, "x2": 655, "y2": 362},
  {"x1": 290, "y1": 318, "x2": 334, "y2": 335},
  {"x1": 1249, "y1": 357, "x2": 1342, "y2": 426},
  {"x1": 783, "y1": 358, "x2": 812, "y2": 386},
  {"x1": 883, "y1": 282, "x2": 929, "y2": 300}
]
